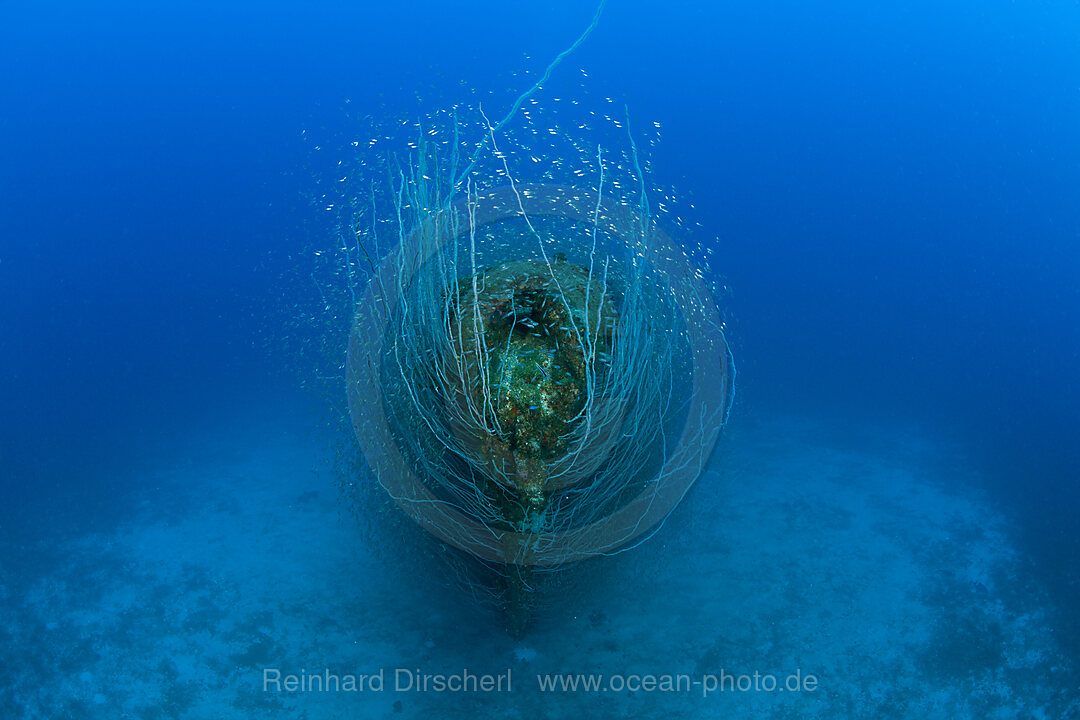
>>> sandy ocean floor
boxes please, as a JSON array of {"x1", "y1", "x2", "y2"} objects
[{"x1": 2, "y1": 408, "x2": 1077, "y2": 719}]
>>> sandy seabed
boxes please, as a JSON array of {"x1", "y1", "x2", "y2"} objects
[{"x1": 2, "y1": 408, "x2": 1077, "y2": 719}]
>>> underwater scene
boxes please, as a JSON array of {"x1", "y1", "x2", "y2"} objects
[{"x1": 1, "y1": 0, "x2": 1078, "y2": 717}]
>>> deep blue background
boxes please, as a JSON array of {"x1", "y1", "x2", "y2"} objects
[{"x1": 2, "y1": 0, "x2": 1078, "y2": 647}]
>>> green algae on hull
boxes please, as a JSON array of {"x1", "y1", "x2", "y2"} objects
[{"x1": 444, "y1": 257, "x2": 617, "y2": 529}]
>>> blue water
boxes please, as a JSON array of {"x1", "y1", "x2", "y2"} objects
[{"x1": 2, "y1": 1, "x2": 1078, "y2": 717}]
